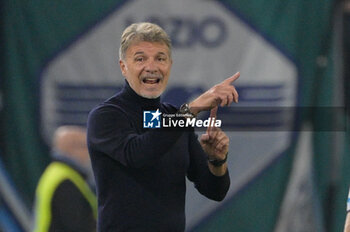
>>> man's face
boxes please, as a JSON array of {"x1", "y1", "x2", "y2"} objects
[{"x1": 120, "y1": 41, "x2": 172, "y2": 99}]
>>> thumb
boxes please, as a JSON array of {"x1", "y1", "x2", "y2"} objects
[{"x1": 200, "y1": 133, "x2": 209, "y2": 143}]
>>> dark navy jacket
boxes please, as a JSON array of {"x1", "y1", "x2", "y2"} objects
[{"x1": 87, "y1": 81, "x2": 230, "y2": 232}]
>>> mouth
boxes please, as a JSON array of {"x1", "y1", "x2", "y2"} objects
[{"x1": 141, "y1": 76, "x2": 162, "y2": 84}]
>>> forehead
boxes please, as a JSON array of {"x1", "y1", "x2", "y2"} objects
[{"x1": 126, "y1": 41, "x2": 170, "y2": 56}]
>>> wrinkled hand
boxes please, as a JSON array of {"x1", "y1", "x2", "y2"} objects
[
  {"x1": 199, "y1": 107, "x2": 229, "y2": 161},
  {"x1": 189, "y1": 72, "x2": 240, "y2": 115}
]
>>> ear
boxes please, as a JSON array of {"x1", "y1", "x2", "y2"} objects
[{"x1": 119, "y1": 59, "x2": 127, "y2": 76}]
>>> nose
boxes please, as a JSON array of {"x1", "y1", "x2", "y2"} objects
[{"x1": 144, "y1": 59, "x2": 158, "y2": 73}]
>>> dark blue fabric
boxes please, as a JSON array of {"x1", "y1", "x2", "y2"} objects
[{"x1": 87, "y1": 81, "x2": 230, "y2": 232}]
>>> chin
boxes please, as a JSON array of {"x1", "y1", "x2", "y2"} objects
[
  {"x1": 139, "y1": 86, "x2": 165, "y2": 99},
  {"x1": 140, "y1": 92, "x2": 161, "y2": 99}
]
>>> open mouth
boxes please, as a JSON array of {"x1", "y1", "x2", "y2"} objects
[{"x1": 142, "y1": 77, "x2": 161, "y2": 84}]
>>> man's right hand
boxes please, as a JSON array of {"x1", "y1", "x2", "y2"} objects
[{"x1": 189, "y1": 72, "x2": 240, "y2": 115}]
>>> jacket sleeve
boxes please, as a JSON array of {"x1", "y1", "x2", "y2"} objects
[
  {"x1": 186, "y1": 131, "x2": 230, "y2": 201},
  {"x1": 87, "y1": 105, "x2": 185, "y2": 169}
]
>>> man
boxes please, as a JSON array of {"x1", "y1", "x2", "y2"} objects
[
  {"x1": 33, "y1": 126, "x2": 97, "y2": 232},
  {"x1": 87, "y1": 22, "x2": 240, "y2": 231},
  {"x1": 345, "y1": 188, "x2": 350, "y2": 232}
]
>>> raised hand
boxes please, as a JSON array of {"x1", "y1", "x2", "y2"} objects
[
  {"x1": 189, "y1": 72, "x2": 240, "y2": 115},
  {"x1": 199, "y1": 107, "x2": 229, "y2": 161}
]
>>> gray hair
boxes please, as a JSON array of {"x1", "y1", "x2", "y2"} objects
[{"x1": 119, "y1": 22, "x2": 172, "y2": 60}]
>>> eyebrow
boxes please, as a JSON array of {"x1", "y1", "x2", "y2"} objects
[
  {"x1": 133, "y1": 51, "x2": 168, "y2": 56},
  {"x1": 134, "y1": 51, "x2": 144, "y2": 56}
]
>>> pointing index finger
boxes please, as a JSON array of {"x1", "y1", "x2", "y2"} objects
[
  {"x1": 210, "y1": 106, "x2": 218, "y2": 119},
  {"x1": 207, "y1": 106, "x2": 218, "y2": 134},
  {"x1": 223, "y1": 72, "x2": 240, "y2": 85}
]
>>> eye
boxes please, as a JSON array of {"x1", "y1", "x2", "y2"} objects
[
  {"x1": 157, "y1": 56, "x2": 166, "y2": 62},
  {"x1": 135, "y1": 57, "x2": 144, "y2": 62}
]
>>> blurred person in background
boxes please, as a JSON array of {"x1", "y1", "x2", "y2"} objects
[
  {"x1": 345, "y1": 188, "x2": 350, "y2": 232},
  {"x1": 87, "y1": 22, "x2": 239, "y2": 231},
  {"x1": 33, "y1": 126, "x2": 96, "y2": 232}
]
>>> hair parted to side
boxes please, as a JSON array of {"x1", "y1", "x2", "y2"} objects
[{"x1": 119, "y1": 22, "x2": 172, "y2": 60}]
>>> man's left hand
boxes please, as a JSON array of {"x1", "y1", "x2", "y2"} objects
[{"x1": 200, "y1": 107, "x2": 229, "y2": 163}]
